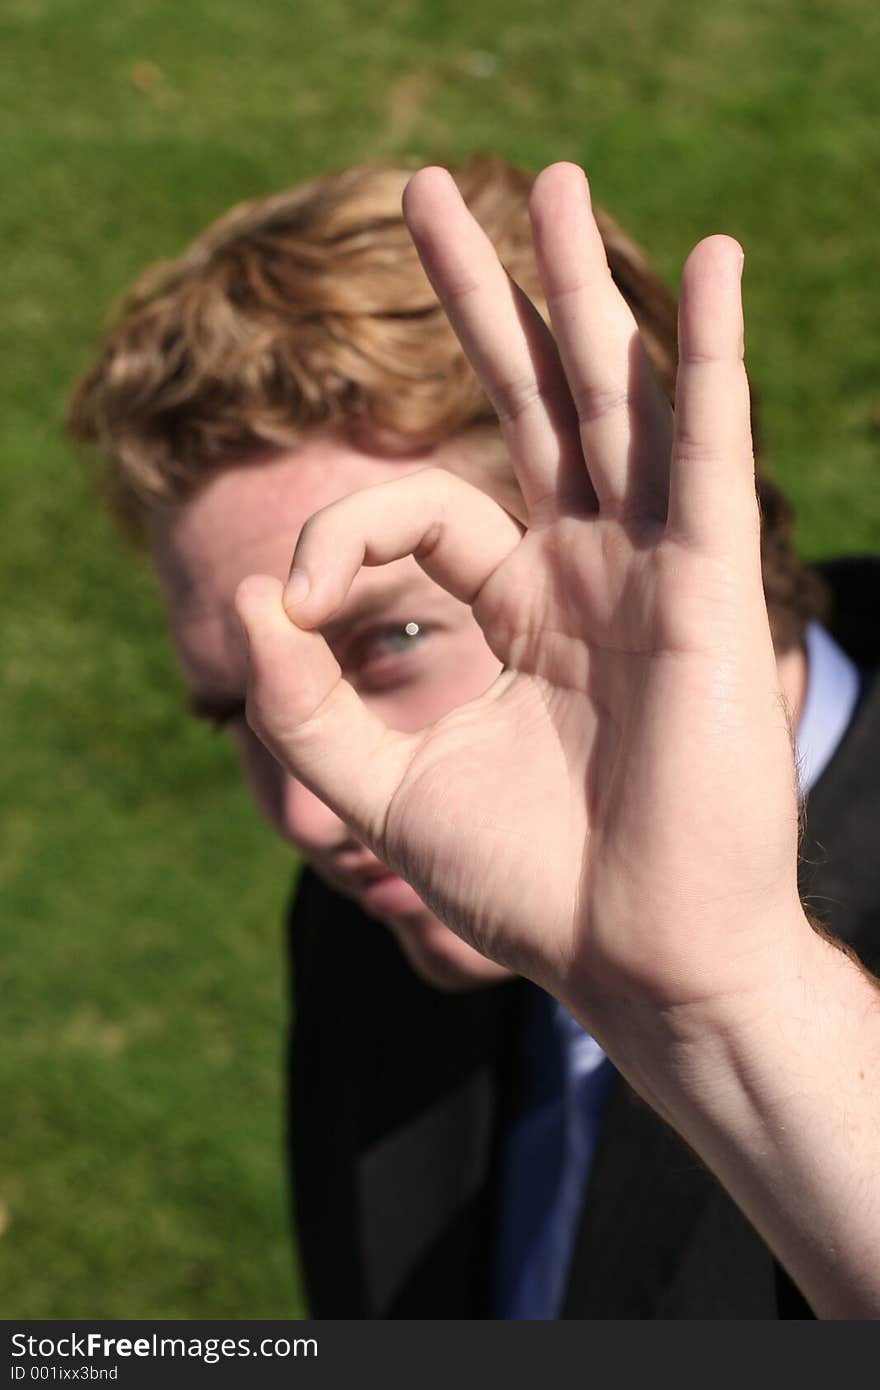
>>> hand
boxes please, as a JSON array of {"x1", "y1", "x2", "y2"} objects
[{"x1": 235, "y1": 164, "x2": 805, "y2": 1078}]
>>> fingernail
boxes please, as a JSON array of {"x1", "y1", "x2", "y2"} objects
[{"x1": 285, "y1": 568, "x2": 310, "y2": 605}]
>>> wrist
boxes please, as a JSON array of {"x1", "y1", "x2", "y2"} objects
[
  {"x1": 562, "y1": 899, "x2": 817, "y2": 1125},
  {"x1": 601, "y1": 915, "x2": 880, "y2": 1320}
]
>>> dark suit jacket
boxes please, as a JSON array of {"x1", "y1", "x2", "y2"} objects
[{"x1": 286, "y1": 556, "x2": 880, "y2": 1318}]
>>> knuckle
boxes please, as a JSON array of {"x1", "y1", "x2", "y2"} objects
[
  {"x1": 679, "y1": 346, "x2": 725, "y2": 366},
  {"x1": 571, "y1": 381, "x2": 632, "y2": 426},
  {"x1": 294, "y1": 508, "x2": 321, "y2": 548},
  {"x1": 441, "y1": 273, "x2": 482, "y2": 306},
  {"x1": 673, "y1": 437, "x2": 723, "y2": 468},
  {"x1": 680, "y1": 344, "x2": 744, "y2": 367},
  {"x1": 243, "y1": 689, "x2": 263, "y2": 738},
  {"x1": 546, "y1": 274, "x2": 591, "y2": 303},
  {"x1": 491, "y1": 373, "x2": 544, "y2": 425}
]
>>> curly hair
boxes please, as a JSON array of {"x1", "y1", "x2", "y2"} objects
[{"x1": 66, "y1": 157, "x2": 826, "y2": 650}]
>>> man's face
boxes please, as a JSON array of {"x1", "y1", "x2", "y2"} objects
[{"x1": 150, "y1": 435, "x2": 512, "y2": 991}]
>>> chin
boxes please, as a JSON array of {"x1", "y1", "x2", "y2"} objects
[{"x1": 383, "y1": 909, "x2": 512, "y2": 993}]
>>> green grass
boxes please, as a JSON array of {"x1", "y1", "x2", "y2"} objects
[{"x1": 1, "y1": 0, "x2": 878, "y2": 1318}]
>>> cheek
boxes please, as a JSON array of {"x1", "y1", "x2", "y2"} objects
[
  {"x1": 372, "y1": 631, "x2": 503, "y2": 731},
  {"x1": 385, "y1": 914, "x2": 512, "y2": 992},
  {"x1": 429, "y1": 638, "x2": 504, "y2": 714},
  {"x1": 229, "y1": 724, "x2": 288, "y2": 835}
]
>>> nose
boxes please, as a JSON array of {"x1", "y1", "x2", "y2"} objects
[{"x1": 278, "y1": 774, "x2": 351, "y2": 854}]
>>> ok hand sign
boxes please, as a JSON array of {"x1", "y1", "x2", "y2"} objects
[{"x1": 236, "y1": 163, "x2": 803, "y2": 1073}]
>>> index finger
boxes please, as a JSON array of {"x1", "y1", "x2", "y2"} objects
[{"x1": 402, "y1": 166, "x2": 591, "y2": 521}]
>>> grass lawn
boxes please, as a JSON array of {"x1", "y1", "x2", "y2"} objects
[{"x1": 1, "y1": 0, "x2": 878, "y2": 1318}]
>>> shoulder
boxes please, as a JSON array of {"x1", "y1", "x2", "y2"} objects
[{"x1": 810, "y1": 554, "x2": 880, "y2": 668}]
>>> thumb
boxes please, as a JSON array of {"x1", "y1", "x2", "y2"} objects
[{"x1": 234, "y1": 573, "x2": 417, "y2": 848}]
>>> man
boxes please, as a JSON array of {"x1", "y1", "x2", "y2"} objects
[
  {"x1": 67, "y1": 158, "x2": 877, "y2": 1317},
  {"x1": 237, "y1": 163, "x2": 880, "y2": 1320}
]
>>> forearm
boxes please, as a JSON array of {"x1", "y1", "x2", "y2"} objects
[{"x1": 587, "y1": 917, "x2": 880, "y2": 1319}]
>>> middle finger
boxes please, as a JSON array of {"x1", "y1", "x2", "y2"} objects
[
  {"x1": 529, "y1": 163, "x2": 673, "y2": 520},
  {"x1": 402, "y1": 165, "x2": 594, "y2": 524}
]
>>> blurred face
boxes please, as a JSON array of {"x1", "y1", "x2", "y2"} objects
[{"x1": 150, "y1": 435, "x2": 511, "y2": 991}]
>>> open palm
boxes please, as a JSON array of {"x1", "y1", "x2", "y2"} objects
[{"x1": 236, "y1": 164, "x2": 803, "y2": 1047}]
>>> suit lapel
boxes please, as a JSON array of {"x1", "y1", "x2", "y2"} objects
[
  {"x1": 800, "y1": 670, "x2": 880, "y2": 974},
  {"x1": 560, "y1": 1077, "x2": 722, "y2": 1317},
  {"x1": 289, "y1": 869, "x2": 524, "y2": 1316}
]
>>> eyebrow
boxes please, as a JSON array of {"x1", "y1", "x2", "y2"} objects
[
  {"x1": 186, "y1": 692, "x2": 247, "y2": 726},
  {"x1": 320, "y1": 574, "x2": 440, "y2": 644}
]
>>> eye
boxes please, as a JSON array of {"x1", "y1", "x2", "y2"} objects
[
  {"x1": 211, "y1": 705, "x2": 248, "y2": 732},
  {"x1": 360, "y1": 620, "x2": 427, "y2": 660},
  {"x1": 188, "y1": 693, "x2": 248, "y2": 731},
  {"x1": 361, "y1": 622, "x2": 422, "y2": 658},
  {"x1": 377, "y1": 620, "x2": 424, "y2": 653}
]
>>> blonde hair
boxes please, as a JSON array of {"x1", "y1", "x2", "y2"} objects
[
  {"x1": 66, "y1": 156, "x2": 825, "y2": 647},
  {"x1": 67, "y1": 160, "x2": 676, "y2": 520}
]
